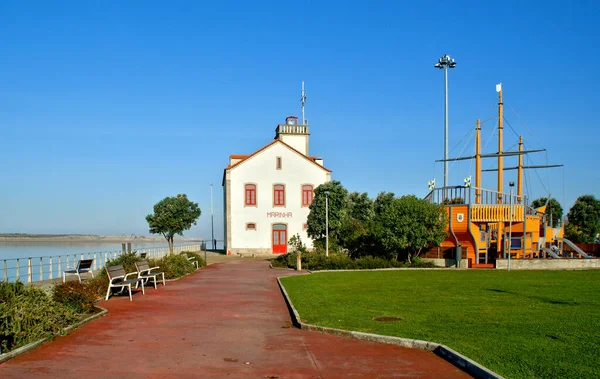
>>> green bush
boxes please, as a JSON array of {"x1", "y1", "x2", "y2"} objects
[
  {"x1": 180, "y1": 251, "x2": 207, "y2": 268},
  {"x1": 149, "y1": 254, "x2": 195, "y2": 279},
  {"x1": 100, "y1": 252, "x2": 140, "y2": 278},
  {"x1": 272, "y1": 252, "x2": 438, "y2": 271},
  {"x1": 0, "y1": 281, "x2": 79, "y2": 354},
  {"x1": 53, "y1": 281, "x2": 97, "y2": 314},
  {"x1": 86, "y1": 276, "x2": 110, "y2": 298}
]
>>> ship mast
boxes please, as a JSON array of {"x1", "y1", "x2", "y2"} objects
[
  {"x1": 475, "y1": 119, "x2": 481, "y2": 204},
  {"x1": 518, "y1": 136, "x2": 524, "y2": 203},
  {"x1": 497, "y1": 83, "x2": 504, "y2": 203}
]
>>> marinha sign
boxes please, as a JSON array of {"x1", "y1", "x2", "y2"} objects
[{"x1": 267, "y1": 212, "x2": 293, "y2": 218}]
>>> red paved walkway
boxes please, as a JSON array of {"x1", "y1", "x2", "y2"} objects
[{"x1": 0, "y1": 261, "x2": 469, "y2": 378}]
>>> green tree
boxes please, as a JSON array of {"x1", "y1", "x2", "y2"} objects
[
  {"x1": 531, "y1": 197, "x2": 563, "y2": 227},
  {"x1": 339, "y1": 192, "x2": 374, "y2": 257},
  {"x1": 564, "y1": 195, "x2": 600, "y2": 243},
  {"x1": 146, "y1": 194, "x2": 201, "y2": 254},
  {"x1": 372, "y1": 194, "x2": 448, "y2": 263},
  {"x1": 307, "y1": 181, "x2": 348, "y2": 248}
]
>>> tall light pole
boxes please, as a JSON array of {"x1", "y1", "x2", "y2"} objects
[
  {"x1": 210, "y1": 183, "x2": 214, "y2": 250},
  {"x1": 324, "y1": 190, "x2": 329, "y2": 257},
  {"x1": 508, "y1": 181, "x2": 515, "y2": 271},
  {"x1": 434, "y1": 54, "x2": 457, "y2": 188}
]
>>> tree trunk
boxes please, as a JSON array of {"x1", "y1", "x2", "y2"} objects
[{"x1": 168, "y1": 236, "x2": 174, "y2": 255}]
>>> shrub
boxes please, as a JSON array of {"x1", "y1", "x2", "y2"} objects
[
  {"x1": 53, "y1": 281, "x2": 97, "y2": 314},
  {"x1": 272, "y1": 252, "x2": 438, "y2": 271},
  {"x1": 100, "y1": 252, "x2": 140, "y2": 278},
  {"x1": 149, "y1": 254, "x2": 195, "y2": 279},
  {"x1": 0, "y1": 281, "x2": 79, "y2": 354},
  {"x1": 180, "y1": 251, "x2": 207, "y2": 268},
  {"x1": 85, "y1": 276, "x2": 110, "y2": 299}
]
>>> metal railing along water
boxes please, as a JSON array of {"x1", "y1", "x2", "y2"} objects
[{"x1": 1, "y1": 244, "x2": 203, "y2": 283}]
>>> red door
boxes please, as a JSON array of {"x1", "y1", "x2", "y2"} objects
[{"x1": 272, "y1": 224, "x2": 287, "y2": 254}]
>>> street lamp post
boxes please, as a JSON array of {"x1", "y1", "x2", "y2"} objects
[
  {"x1": 508, "y1": 181, "x2": 515, "y2": 271},
  {"x1": 210, "y1": 183, "x2": 214, "y2": 250},
  {"x1": 434, "y1": 54, "x2": 457, "y2": 188},
  {"x1": 324, "y1": 190, "x2": 329, "y2": 257}
]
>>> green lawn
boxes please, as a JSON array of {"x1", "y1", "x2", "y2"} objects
[{"x1": 280, "y1": 270, "x2": 600, "y2": 378}]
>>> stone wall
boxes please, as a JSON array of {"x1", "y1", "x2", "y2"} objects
[
  {"x1": 422, "y1": 258, "x2": 459, "y2": 268},
  {"x1": 495, "y1": 258, "x2": 600, "y2": 270},
  {"x1": 228, "y1": 247, "x2": 274, "y2": 257}
]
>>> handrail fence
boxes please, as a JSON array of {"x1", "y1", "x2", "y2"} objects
[{"x1": 1, "y1": 244, "x2": 203, "y2": 283}]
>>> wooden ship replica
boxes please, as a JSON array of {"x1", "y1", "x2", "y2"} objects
[{"x1": 424, "y1": 84, "x2": 590, "y2": 268}]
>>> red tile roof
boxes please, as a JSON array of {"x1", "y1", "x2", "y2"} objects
[{"x1": 224, "y1": 139, "x2": 331, "y2": 172}]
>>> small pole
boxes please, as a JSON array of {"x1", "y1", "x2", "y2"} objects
[
  {"x1": 325, "y1": 191, "x2": 329, "y2": 257},
  {"x1": 301, "y1": 81, "x2": 307, "y2": 125},
  {"x1": 211, "y1": 183, "x2": 215, "y2": 250},
  {"x1": 508, "y1": 182, "x2": 515, "y2": 271}
]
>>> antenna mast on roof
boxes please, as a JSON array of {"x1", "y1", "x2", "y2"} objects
[{"x1": 301, "y1": 81, "x2": 307, "y2": 125}]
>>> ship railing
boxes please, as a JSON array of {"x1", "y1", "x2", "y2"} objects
[
  {"x1": 0, "y1": 244, "x2": 203, "y2": 284},
  {"x1": 425, "y1": 186, "x2": 532, "y2": 207}
]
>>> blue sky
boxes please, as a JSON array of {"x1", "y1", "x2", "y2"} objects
[{"x1": 1, "y1": 1, "x2": 598, "y2": 239}]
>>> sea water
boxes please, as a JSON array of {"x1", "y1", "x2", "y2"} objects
[{"x1": 0, "y1": 241, "x2": 201, "y2": 283}]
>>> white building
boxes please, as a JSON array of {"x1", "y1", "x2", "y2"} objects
[{"x1": 222, "y1": 116, "x2": 331, "y2": 255}]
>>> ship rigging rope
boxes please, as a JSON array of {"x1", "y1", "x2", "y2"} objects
[
  {"x1": 505, "y1": 101, "x2": 544, "y2": 149},
  {"x1": 448, "y1": 126, "x2": 475, "y2": 155},
  {"x1": 448, "y1": 130, "x2": 473, "y2": 171},
  {"x1": 562, "y1": 167, "x2": 566, "y2": 215},
  {"x1": 449, "y1": 128, "x2": 475, "y2": 172},
  {"x1": 481, "y1": 126, "x2": 498, "y2": 171},
  {"x1": 448, "y1": 114, "x2": 496, "y2": 155},
  {"x1": 526, "y1": 151, "x2": 549, "y2": 195},
  {"x1": 503, "y1": 117, "x2": 521, "y2": 140}
]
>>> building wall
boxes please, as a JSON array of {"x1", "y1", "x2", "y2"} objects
[
  {"x1": 279, "y1": 134, "x2": 309, "y2": 155},
  {"x1": 226, "y1": 142, "x2": 329, "y2": 255}
]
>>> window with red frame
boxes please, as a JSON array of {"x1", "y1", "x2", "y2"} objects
[
  {"x1": 245, "y1": 184, "x2": 256, "y2": 206},
  {"x1": 274, "y1": 184, "x2": 285, "y2": 206},
  {"x1": 302, "y1": 184, "x2": 313, "y2": 206}
]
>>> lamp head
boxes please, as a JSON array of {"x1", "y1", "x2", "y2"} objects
[{"x1": 509, "y1": 182, "x2": 515, "y2": 187}]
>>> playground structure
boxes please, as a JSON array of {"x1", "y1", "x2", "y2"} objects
[{"x1": 425, "y1": 85, "x2": 591, "y2": 268}]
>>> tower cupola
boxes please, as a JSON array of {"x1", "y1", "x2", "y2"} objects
[{"x1": 274, "y1": 116, "x2": 310, "y2": 155}]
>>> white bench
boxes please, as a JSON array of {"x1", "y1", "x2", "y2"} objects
[
  {"x1": 63, "y1": 258, "x2": 95, "y2": 283},
  {"x1": 105, "y1": 264, "x2": 145, "y2": 301}
]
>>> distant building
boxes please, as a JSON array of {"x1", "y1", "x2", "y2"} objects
[{"x1": 222, "y1": 116, "x2": 331, "y2": 255}]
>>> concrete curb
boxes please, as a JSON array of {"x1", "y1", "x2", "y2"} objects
[
  {"x1": 277, "y1": 277, "x2": 504, "y2": 379},
  {"x1": 0, "y1": 305, "x2": 108, "y2": 364},
  {"x1": 309, "y1": 267, "x2": 453, "y2": 273}
]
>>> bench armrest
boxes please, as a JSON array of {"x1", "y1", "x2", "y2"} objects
[
  {"x1": 124, "y1": 272, "x2": 139, "y2": 281},
  {"x1": 109, "y1": 275, "x2": 125, "y2": 285}
]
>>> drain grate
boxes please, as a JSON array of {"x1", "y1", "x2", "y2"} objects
[{"x1": 373, "y1": 316, "x2": 402, "y2": 322}]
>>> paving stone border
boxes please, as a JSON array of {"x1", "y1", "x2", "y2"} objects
[
  {"x1": 277, "y1": 277, "x2": 504, "y2": 379},
  {"x1": 0, "y1": 305, "x2": 108, "y2": 364}
]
